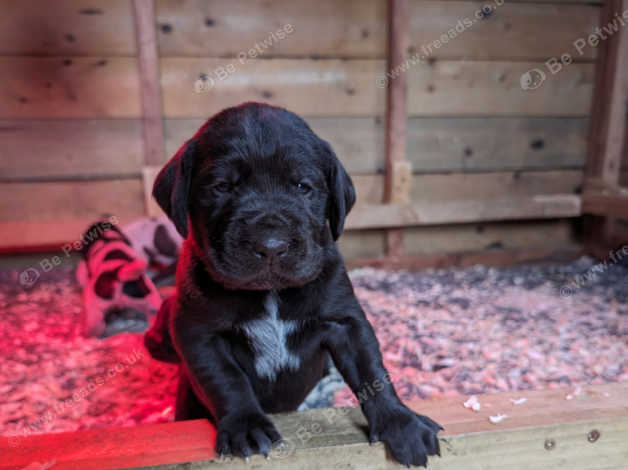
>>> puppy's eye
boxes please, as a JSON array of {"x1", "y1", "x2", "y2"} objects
[
  {"x1": 213, "y1": 182, "x2": 231, "y2": 193},
  {"x1": 295, "y1": 182, "x2": 312, "y2": 194}
]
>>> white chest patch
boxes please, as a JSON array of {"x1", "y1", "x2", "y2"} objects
[{"x1": 241, "y1": 292, "x2": 301, "y2": 381}]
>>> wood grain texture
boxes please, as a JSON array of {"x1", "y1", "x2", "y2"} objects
[
  {"x1": 347, "y1": 242, "x2": 583, "y2": 270},
  {"x1": 583, "y1": 0, "x2": 628, "y2": 247},
  {"x1": 345, "y1": 194, "x2": 581, "y2": 229},
  {"x1": 0, "y1": 58, "x2": 141, "y2": 118},
  {"x1": 407, "y1": 60, "x2": 595, "y2": 117},
  {"x1": 340, "y1": 219, "x2": 575, "y2": 260},
  {"x1": 585, "y1": 0, "x2": 628, "y2": 188},
  {"x1": 133, "y1": 0, "x2": 167, "y2": 166},
  {"x1": 0, "y1": 180, "x2": 144, "y2": 223},
  {"x1": 384, "y1": 0, "x2": 410, "y2": 256},
  {"x1": 352, "y1": 170, "x2": 583, "y2": 205},
  {"x1": 583, "y1": 191, "x2": 628, "y2": 218},
  {"x1": 154, "y1": 0, "x2": 599, "y2": 60},
  {"x1": 409, "y1": 170, "x2": 584, "y2": 201},
  {"x1": 0, "y1": 120, "x2": 143, "y2": 180},
  {"x1": 2, "y1": 383, "x2": 625, "y2": 470},
  {"x1": 0, "y1": 418, "x2": 217, "y2": 470},
  {"x1": 164, "y1": 117, "x2": 589, "y2": 174},
  {"x1": 0, "y1": 117, "x2": 588, "y2": 182},
  {"x1": 159, "y1": 59, "x2": 594, "y2": 118},
  {"x1": 0, "y1": 0, "x2": 136, "y2": 56},
  {"x1": 407, "y1": 117, "x2": 589, "y2": 172},
  {"x1": 407, "y1": 1, "x2": 600, "y2": 61},
  {"x1": 160, "y1": 58, "x2": 385, "y2": 118},
  {"x1": 402, "y1": 219, "x2": 574, "y2": 255},
  {"x1": 0, "y1": 218, "x2": 138, "y2": 250},
  {"x1": 155, "y1": 0, "x2": 384, "y2": 58},
  {"x1": 338, "y1": 230, "x2": 388, "y2": 259}
]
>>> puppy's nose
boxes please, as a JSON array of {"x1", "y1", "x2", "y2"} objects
[{"x1": 253, "y1": 238, "x2": 288, "y2": 259}]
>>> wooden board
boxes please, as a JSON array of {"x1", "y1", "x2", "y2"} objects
[
  {"x1": 160, "y1": 58, "x2": 385, "y2": 118},
  {"x1": 583, "y1": 191, "x2": 628, "y2": 219},
  {"x1": 338, "y1": 230, "x2": 388, "y2": 259},
  {"x1": 340, "y1": 219, "x2": 575, "y2": 260},
  {"x1": 155, "y1": 0, "x2": 384, "y2": 58},
  {"x1": 2, "y1": 383, "x2": 626, "y2": 470},
  {"x1": 406, "y1": 2, "x2": 599, "y2": 61},
  {"x1": 407, "y1": 60, "x2": 594, "y2": 117},
  {"x1": 582, "y1": 0, "x2": 628, "y2": 250},
  {"x1": 0, "y1": 180, "x2": 144, "y2": 223},
  {"x1": 160, "y1": 59, "x2": 594, "y2": 118},
  {"x1": 134, "y1": 0, "x2": 167, "y2": 166},
  {"x1": 0, "y1": 58, "x2": 141, "y2": 118},
  {"x1": 0, "y1": 120, "x2": 143, "y2": 180},
  {"x1": 347, "y1": 242, "x2": 583, "y2": 270},
  {"x1": 346, "y1": 194, "x2": 581, "y2": 229},
  {"x1": 0, "y1": 170, "x2": 580, "y2": 248},
  {"x1": 585, "y1": 0, "x2": 628, "y2": 188},
  {"x1": 164, "y1": 117, "x2": 588, "y2": 174},
  {"x1": 402, "y1": 219, "x2": 574, "y2": 255},
  {"x1": 0, "y1": 117, "x2": 589, "y2": 182},
  {"x1": 410, "y1": 170, "x2": 583, "y2": 201},
  {"x1": 0, "y1": 419, "x2": 217, "y2": 470},
  {"x1": 155, "y1": 0, "x2": 599, "y2": 61},
  {"x1": 0, "y1": 219, "x2": 140, "y2": 252},
  {"x1": 384, "y1": 0, "x2": 411, "y2": 257},
  {"x1": 352, "y1": 170, "x2": 583, "y2": 205},
  {"x1": 0, "y1": 0, "x2": 136, "y2": 56},
  {"x1": 407, "y1": 117, "x2": 589, "y2": 172}
]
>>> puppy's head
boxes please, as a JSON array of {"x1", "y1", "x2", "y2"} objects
[{"x1": 153, "y1": 102, "x2": 355, "y2": 290}]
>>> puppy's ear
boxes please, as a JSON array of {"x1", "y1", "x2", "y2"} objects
[
  {"x1": 152, "y1": 139, "x2": 197, "y2": 238},
  {"x1": 321, "y1": 140, "x2": 356, "y2": 240}
]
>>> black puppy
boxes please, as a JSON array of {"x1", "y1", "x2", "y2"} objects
[{"x1": 146, "y1": 102, "x2": 442, "y2": 467}]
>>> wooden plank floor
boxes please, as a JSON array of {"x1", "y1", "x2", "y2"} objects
[{"x1": 2, "y1": 382, "x2": 626, "y2": 470}]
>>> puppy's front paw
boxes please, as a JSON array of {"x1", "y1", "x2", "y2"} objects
[
  {"x1": 370, "y1": 406, "x2": 443, "y2": 468},
  {"x1": 216, "y1": 410, "x2": 282, "y2": 459}
]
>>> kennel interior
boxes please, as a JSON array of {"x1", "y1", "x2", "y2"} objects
[{"x1": 0, "y1": 0, "x2": 627, "y2": 468}]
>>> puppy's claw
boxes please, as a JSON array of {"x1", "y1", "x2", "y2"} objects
[{"x1": 245, "y1": 456, "x2": 249, "y2": 463}]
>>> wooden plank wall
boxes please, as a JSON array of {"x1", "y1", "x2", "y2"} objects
[
  {"x1": 157, "y1": 0, "x2": 598, "y2": 259},
  {"x1": 0, "y1": 0, "x2": 145, "y2": 248},
  {"x1": 0, "y1": 0, "x2": 601, "y2": 259}
]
